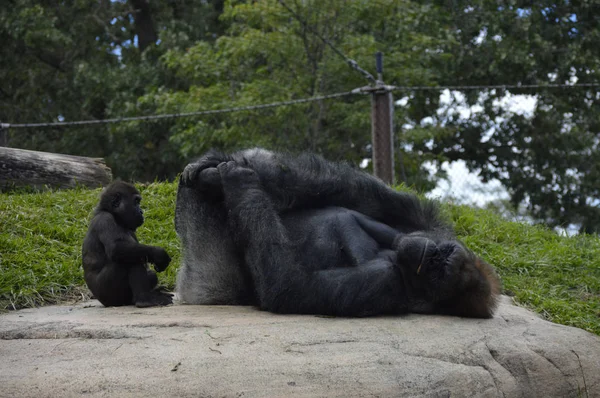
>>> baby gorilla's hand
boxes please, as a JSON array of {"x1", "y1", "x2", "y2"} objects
[{"x1": 151, "y1": 247, "x2": 171, "y2": 272}]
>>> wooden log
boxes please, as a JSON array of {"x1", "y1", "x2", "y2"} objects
[{"x1": 0, "y1": 147, "x2": 112, "y2": 190}]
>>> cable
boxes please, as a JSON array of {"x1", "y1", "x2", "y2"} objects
[
  {"x1": 2, "y1": 91, "x2": 356, "y2": 129},
  {"x1": 390, "y1": 82, "x2": 600, "y2": 91},
  {"x1": 2, "y1": 83, "x2": 598, "y2": 130},
  {"x1": 277, "y1": 0, "x2": 377, "y2": 84}
]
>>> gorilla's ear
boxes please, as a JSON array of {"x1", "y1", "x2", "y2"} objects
[{"x1": 110, "y1": 193, "x2": 122, "y2": 209}]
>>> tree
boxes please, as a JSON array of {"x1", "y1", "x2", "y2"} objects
[
  {"x1": 5, "y1": 0, "x2": 598, "y2": 233},
  {"x1": 144, "y1": 0, "x2": 453, "y2": 190},
  {"x1": 424, "y1": 0, "x2": 600, "y2": 232},
  {"x1": 0, "y1": 0, "x2": 226, "y2": 180}
]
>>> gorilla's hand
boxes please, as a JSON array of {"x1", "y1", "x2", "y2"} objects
[
  {"x1": 180, "y1": 152, "x2": 229, "y2": 188},
  {"x1": 394, "y1": 235, "x2": 439, "y2": 275},
  {"x1": 151, "y1": 247, "x2": 172, "y2": 272},
  {"x1": 394, "y1": 235, "x2": 465, "y2": 289}
]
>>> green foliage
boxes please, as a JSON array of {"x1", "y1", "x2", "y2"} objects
[
  {"x1": 0, "y1": 0, "x2": 225, "y2": 180},
  {"x1": 137, "y1": 0, "x2": 454, "y2": 185},
  {"x1": 1, "y1": 185, "x2": 599, "y2": 335},
  {"x1": 2, "y1": 0, "x2": 600, "y2": 230},
  {"x1": 427, "y1": 0, "x2": 600, "y2": 232}
]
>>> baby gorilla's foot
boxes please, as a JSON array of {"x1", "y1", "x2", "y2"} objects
[{"x1": 134, "y1": 290, "x2": 173, "y2": 308}]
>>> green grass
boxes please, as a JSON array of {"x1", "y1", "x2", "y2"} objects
[
  {"x1": 1, "y1": 183, "x2": 599, "y2": 335},
  {"x1": 448, "y1": 204, "x2": 600, "y2": 335}
]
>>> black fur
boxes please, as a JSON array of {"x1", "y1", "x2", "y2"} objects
[
  {"x1": 82, "y1": 181, "x2": 173, "y2": 308},
  {"x1": 175, "y1": 148, "x2": 500, "y2": 317}
]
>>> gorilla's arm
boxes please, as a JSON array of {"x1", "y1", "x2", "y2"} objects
[
  {"x1": 218, "y1": 161, "x2": 407, "y2": 316},
  {"x1": 181, "y1": 149, "x2": 452, "y2": 237},
  {"x1": 348, "y1": 209, "x2": 401, "y2": 248},
  {"x1": 93, "y1": 213, "x2": 171, "y2": 271}
]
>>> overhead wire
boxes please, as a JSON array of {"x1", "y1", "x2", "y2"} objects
[{"x1": 2, "y1": 83, "x2": 598, "y2": 129}]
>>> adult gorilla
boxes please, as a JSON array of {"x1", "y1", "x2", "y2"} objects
[{"x1": 175, "y1": 148, "x2": 500, "y2": 317}]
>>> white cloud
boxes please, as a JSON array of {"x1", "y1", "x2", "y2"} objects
[{"x1": 425, "y1": 160, "x2": 509, "y2": 207}]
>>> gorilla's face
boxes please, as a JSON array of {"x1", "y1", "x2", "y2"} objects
[
  {"x1": 100, "y1": 181, "x2": 145, "y2": 230},
  {"x1": 116, "y1": 192, "x2": 144, "y2": 230},
  {"x1": 395, "y1": 235, "x2": 472, "y2": 298}
]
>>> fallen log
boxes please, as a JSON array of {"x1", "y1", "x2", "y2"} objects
[{"x1": 0, "y1": 147, "x2": 112, "y2": 190}]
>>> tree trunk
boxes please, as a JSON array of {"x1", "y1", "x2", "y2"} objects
[
  {"x1": 129, "y1": 0, "x2": 157, "y2": 52},
  {"x1": 0, "y1": 147, "x2": 112, "y2": 190}
]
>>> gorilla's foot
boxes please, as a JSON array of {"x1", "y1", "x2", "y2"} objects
[{"x1": 217, "y1": 161, "x2": 261, "y2": 199}]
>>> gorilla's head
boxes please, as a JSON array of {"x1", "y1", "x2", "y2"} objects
[
  {"x1": 395, "y1": 234, "x2": 501, "y2": 318},
  {"x1": 98, "y1": 181, "x2": 144, "y2": 230}
]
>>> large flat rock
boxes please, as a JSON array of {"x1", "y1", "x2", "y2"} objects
[{"x1": 0, "y1": 296, "x2": 598, "y2": 397}]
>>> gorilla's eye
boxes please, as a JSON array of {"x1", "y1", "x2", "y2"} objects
[{"x1": 134, "y1": 196, "x2": 141, "y2": 205}]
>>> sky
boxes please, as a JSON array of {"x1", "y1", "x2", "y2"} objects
[
  {"x1": 423, "y1": 89, "x2": 537, "y2": 207},
  {"x1": 417, "y1": 90, "x2": 580, "y2": 235}
]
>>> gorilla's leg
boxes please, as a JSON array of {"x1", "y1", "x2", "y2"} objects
[
  {"x1": 218, "y1": 161, "x2": 407, "y2": 317},
  {"x1": 92, "y1": 265, "x2": 131, "y2": 306},
  {"x1": 284, "y1": 158, "x2": 452, "y2": 238},
  {"x1": 175, "y1": 156, "x2": 254, "y2": 305},
  {"x1": 91, "y1": 265, "x2": 172, "y2": 307}
]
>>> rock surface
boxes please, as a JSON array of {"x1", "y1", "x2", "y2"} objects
[{"x1": 0, "y1": 296, "x2": 598, "y2": 397}]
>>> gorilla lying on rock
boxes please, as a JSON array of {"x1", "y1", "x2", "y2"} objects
[{"x1": 175, "y1": 148, "x2": 500, "y2": 317}]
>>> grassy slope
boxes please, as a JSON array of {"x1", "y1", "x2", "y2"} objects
[{"x1": 1, "y1": 183, "x2": 598, "y2": 335}]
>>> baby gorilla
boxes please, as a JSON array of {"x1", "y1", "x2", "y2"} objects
[{"x1": 82, "y1": 181, "x2": 172, "y2": 308}]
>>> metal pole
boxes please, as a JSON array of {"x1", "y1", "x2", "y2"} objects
[
  {"x1": 370, "y1": 53, "x2": 395, "y2": 185},
  {"x1": 376, "y1": 52, "x2": 383, "y2": 83}
]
